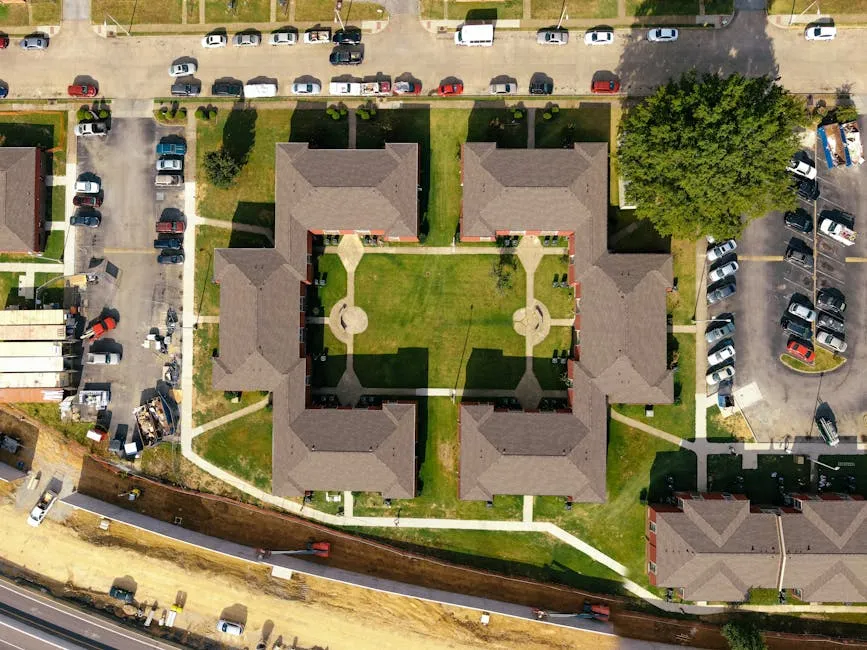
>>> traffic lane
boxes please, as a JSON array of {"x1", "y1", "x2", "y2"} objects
[{"x1": 0, "y1": 613, "x2": 74, "y2": 649}]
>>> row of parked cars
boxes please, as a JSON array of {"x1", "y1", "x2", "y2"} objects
[
  {"x1": 704, "y1": 239, "x2": 740, "y2": 387},
  {"x1": 70, "y1": 178, "x2": 103, "y2": 228},
  {"x1": 154, "y1": 139, "x2": 186, "y2": 265}
]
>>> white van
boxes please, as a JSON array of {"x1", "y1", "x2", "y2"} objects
[
  {"x1": 454, "y1": 23, "x2": 494, "y2": 47},
  {"x1": 243, "y1": 82, "x2": 278, "y2": 98}
]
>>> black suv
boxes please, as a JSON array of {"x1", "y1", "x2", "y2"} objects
[
  {"x1": 329, "y1": 46, "x2": 363, "y2": 65},
  {"x1": 332, "y1": 28, "x2": 361, "y2": 45},
  {"x1": 785, "y1": 245, "x2": 814, "y2": 270},
  {"x1": 794, "y1": 177, "x2": 820, "y2": 201},
  {"x1": 781, "y1": 316, "x2": 811, "y2": 339},
  {"x1": 817, "y1": 312, "x2": 845, "y2": 335},
  {"x1": 784, "y1": 209, "x2": 813, "y2": 234},
  {"x1": 817, "y1": 289, "x2": 846, "y2": 315},
  {"x1": 529, "y1": 80, "x2": 553, "y2": 95},
  {"x1": 212, "y1": 82, "x2": 242, "y2": 97},
  {"x1": 171, "y1": 82, "x2": 201, "y2": 97}
]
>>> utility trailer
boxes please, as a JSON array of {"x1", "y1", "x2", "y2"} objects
[
  {"x1": 819, "y1": 121, "x2": 863, "y2": 168},
  {"x1": 819, "y1": 217, "x2": 857, "y2": 246}
]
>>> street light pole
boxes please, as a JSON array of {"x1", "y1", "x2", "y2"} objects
[
  {"x1": 27, "y1": 252, "x2": 63, "y2": 265},
  {"x1": 807, "y1": 457, "x2": 839, "y2": 472}
]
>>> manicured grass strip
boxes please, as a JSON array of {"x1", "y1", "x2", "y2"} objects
[
  {"x1": 532, "y1": 0, "x2": 617, "y2": 17},
  {"x1": 294, "y1": 0, "x2": 388, "y2": 21},
  {"x1": 48, "y1": 185, "x2": 65, "y2": 222},
  {"x1": 204, "y1": 0, "x2": 270, "y2": 22},
  {"x1": 92, "y1": 0, "x2": 183, "y2": 24},
  {"x1": 0, "y1": 272, "x2": 26, "y2": 310},
  {"x1": 428, "y1": 111, "x2": 470, "y2": 245},
  {"x1": 534, "y1": 253, "x2": 573, "y2": 319},
  {"x1": 193, "y1": 407, "x2": 272, "y2": 490},
  {"x1": 445, "y1": 0, "x2": 524, "y2": 19},
  {"x1": 194, "y1": 226, "x2": 270, "y2": 317},
  {"x1": 627, "y1": 0, "x2": 700, "y2": 14},
  {"x1": 768, "y1": 0, "x2": 865, "y2": 13},
  {"x1": 667, "y1": 239, "x2": 697, "y2": 325}
]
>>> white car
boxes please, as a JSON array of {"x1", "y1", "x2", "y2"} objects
[
  {"x1": 156, "y1": 158, "x2": 183, "y2": 172},
  {"x1": 708, "y1": 261, "x2": 739, "y2": 283},
  {"x1": 291, "y1": 82, "x2": 321, "y2": 95},
  {"x1": 707, "y1": 344, "x2": 735, "y2": 366},
  {"x1": 74, "y1": 122, "x2": 107, "y2": 137},
  {"x1": 706, "y1": 239, "x2": 737, "y2": 262},
  {"x1": 489, "y1": 83, "x2": 517, "y2": 95},
  {"x1": 816, "y1": 329, "x2": 847, "y2": 353},
  {"x1": 270, "y1": 31, "x2": 297, "y2": 45},
  {"x1": 233, "y1": 33, "x2": 261, "y2": 47},
  {"x1": 86, "y1": 352, "x2": 121, "y2": 365},
  {"x1": 168, "y1": 62, "x2": 197, "y2": 77},
  {"x1": 216, "y1": 620, "x2": 243, "y2": 636},
  {"x1": 201, "y1": 33, "x2": 227, "y2": 48},
  {"x1": 787, "y1": 158, "x2": 817, "y2": 180},
  {"x1": 584, "y1": 29, "x2": 614, "y2": 45},
  {"x1": 804, "y1": 25, "x2": 836, "y2": 41},
  {"x1": 75, "y1": 180, "x2": 100, "y2": 194},
  {"x1": 706, "y1": 365, "x2": 735, "y2": 386},
  {"x1": 647, "y1": 28, "x2": 678, "y2": 42},
  {"x1": 788, "y1": 302, "x2": 816, "y2": 322}
]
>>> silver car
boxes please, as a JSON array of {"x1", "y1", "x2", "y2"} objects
[
  {"x1": 816, "y1": 329, "x2": 847, "y2": 353},
  {"x1": 291, "y1": 82, "x2": 321, "y2": 95},
  {"x1": 788, "y1": 301, "x2": 816, "y2": 322},
  {"x1": 706, "y1": 365, "x2": 735, "y2": 386},
  {"x1": 20, "y1": 36, "x2": 48, "y2": 50},
  {"x1": 156, "y1": 158, "x2": 183, "y2": 172},
  {"x1": 584, "y1": 29, "x2": 614, "y2": 45},
  {"x1": 705, "y1": 321, "x2": 735, "y2": 344},
  {"x1": 233, "y1": 32, "x2": 261, "y2": 47},
  {"x1": 707, "y1": 344, "x2": 735, "y2": 366},
  {"x1": 706, "y1": 239, "x2": 737, "y2": 262},
  {"x1": 489, "y1": 83, "x2": 517, "y2": 95},
  {"x1": 270, "y1": 31, "x2": 297, "y2": 45},
  {"x1": 708, "y1": 261, "x2": 738, "y2": 283},
  {"x1": 537, "y1": 29, "x2": 568, "y2": 45}
]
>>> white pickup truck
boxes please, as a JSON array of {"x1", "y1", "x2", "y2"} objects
[
  {"x1": 361, "y1": 81, "x2": 392, "y2": 97},
  {"x1": 303, "y1": 29, "x2": 331, "y2": 44},
  {"x1": 329, "y1": 81, "x2": 361, "y2": 96},
  {"x1": 819, "y1": 217, "x2": 857, "y2": 246},
  {"x1": 27, "y1": 488, "x2": 58, "y2": 527}
]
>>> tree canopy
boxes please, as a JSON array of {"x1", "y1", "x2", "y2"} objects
[
  {"x1": 203, "y1": 149, "x2": 240, "y2": 189},
  {"x1": 721, "y1": 622, "x2": 767, "y2": 650},
  {"x1": 618, "y1": 72, "x2": 807, "y2": 240}
]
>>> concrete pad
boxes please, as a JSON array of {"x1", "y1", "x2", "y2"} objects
[
  {"x1": 733, "y1": 382, "x2": 764, "y2": 410},
  {"x1": 337, "y1": 235, "x2": 364, "y2": 272}
]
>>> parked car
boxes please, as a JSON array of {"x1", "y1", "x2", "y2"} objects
[
  {"x1": 788, "y1": 301, "x2": 816, "y2": 322},
  {"x1": 816, "y1": 329, "x2": 847, "y2": 353},
  {"x1": 168, "y1": 62, "x2": 197, "y2": 77},
  {"x1": 75, "y1": 122, "x2": 108, "y2": 137},
  {"x1": 817, "y1": 311, "x2": 844, "y2": 335},
  {"x1": 87, "y1": 352, "x2": 121, "y2": 365},
  {"x1": 233, "y1": 32, "x2": 261, "y2": 47},
  {"x1": 707, "y1": 343, "x2": 735, "y2": 366},
  {"x1": 75, "y1": 180, "x2": 100, "y2": 194},
  {"x1": 291, "y1": 82, "x2": 321, "y2": 95},
  {"x1": 437, "y1": 82, "x2": 463, "y2": 97},
  {"x1": 794, "y1": 177, "x2": 820, "y2": 201},
  {"x1": 784, "y1": 209, "x2": 813, "y2": 234},
  {"x1": 817, "y1": 289, "x2": 846, "y2": 315},
  {"x1": 584, "y1": 29, "x2": 614, "y2": 45},
  {"x1": 781, "y1": 316, "x2": 811, "y2": 339},
  {"x1": 804, "y1": 24, "x2": 836, "y2": 40},
  {"x1": 157, "y1": 250, "x2": 185, "y2": 265},
  {"x1": 332, "y1": 28, "x2": 362, "y2": 45},
  {"x1": 153, "y1": 238, "x2": 182, "y2": 250},
  {"x1": 817, "y1": 417, "x2": 839, "y2": 447},
  {"x1": 707, "y1": 282, "x2": 736, "y2": 305},
  {"x1": 329, "y1": 46, "x2": 363, "y2": 65},
  {"x1": 171, "y1": 82, "x2": 201, "y2": 97},
  {"x1": 212, "y1": 82, "x2": 243, "y2": 97},
  {"x1": 393, "y1": 80, "x2": 422, "y2": 95},
  {"x1": 216, "y1": 620, "x2": 243, "y2": 636},
  {"x1": 537, "y1": 28, "x2": 568, "y2": 45},
  {"x1": 529, "y1": 79, "x2": 553, "y2": 95},
  {"x1": 0, "y1": 36, "x2": 9, "y2": 49},
  {"x1": 489, "y1": 82, "x2": 517, "y2": 95},
  {"x1": 73, "y1": 194, "x2": 103, "y2": 208},
  {"x1": 0, "y1": 84, "x2": 7, "y2": 99},
  {"x1": 647, "y1": 27, "x2": 678, "y2": 42},
  {"x1": 591, "y1": 79, "x2": 620, "y2": 94},
  {"x1": 156, "y1": 142, "x2": 186, "y2": 156},
  {"x1": 156, "y1": 220, "x2": 185, "y2": 234},
  {"x1": 787, "y1": 158, "x2": 817, "y2": 180},
  {"x1": 19, "y1": 35, "x2": 48, "y2": 50},
  {"x1": 705, "y1": 321, "x2": 735, "y2": 344},
  {"x1": 706, "y1": 239, "x2": 737, "y2": 262},
  {"x1": 708, "y1": 261, "x2": 739, "y2": 283},
  {"x1": 155, "y1": 173, "x2": 183, "y2": 187},
  {"x1": 70, "y1": 213, "x2": 101, "y2": 228},
  {"x1": 68, "y1": 84, "x2": 97, "y2": 97},
  {"x1": 786, "y1": 339, "x2": 815, "y2": 364},
  {"x1": 706, "y1": 364, "x2": 735, "y2": 386},
  {"x1": 785, "y1": 245, "x2": 813, "y2": 269},
  {"x1": 270, "y1": 30, "x2": 297, "y2": 46},
  {"x1": 202, "y1": 33, "x2": 227, "y2": 48},
  {"x1": 156, "y1": 158, "x2": 183, "y2": 172},
  {"x1": 109, "y1": 586, "x2": 134, "y2": 603}
]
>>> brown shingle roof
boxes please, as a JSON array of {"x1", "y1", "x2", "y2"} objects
[
  {"x1": 0, "y1": 148, "x2": 39, "y2": 253},
  {"x1": 653, "y1": 500, "x2": 782, "y2": 601},
  {"x1": 213, "y1": 143, "x2": 419, "y2": 498}
]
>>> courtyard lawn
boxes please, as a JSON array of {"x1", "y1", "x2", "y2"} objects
[
  {"x1": 0, "y1": 272, "x2": 26, "y2": 309},
  {"x1": 92, "y1": 0, "x2": 183, "y2": 24},
  {"x1": 535, "y1": 419, "x2": 697, "y2": 582},
  {"x1": 204, "y1": 0, "x2": 270, "y2": 22},
  {"x1": 354, "y1": 398, "x2": 524, "y2": 520},
  {"x1": 308, "y1": 254, "x2": 347, "y2": 315},
  {"x1": 428, "y1": 111, "x2": 471, "y2": 245},
  {"x1": 667, "y1": 239, "x2": 698, "y2": 325},
  {"x1": 305, "y1": 325, "x2": 347, "y2": 388},
  {"x1": 531, "y1": 0, "x2": 617, "y2": 17},
  {"x1": 353, "y1": 255, "x2": 526, "y2": 390},
  {"x1": 294, "y1": 0, "x2": 388, "y2": 21},
  {"x1": 614, "y1": 334, "x2": 696, "y2": 440},
  {"x1": 534, "y1": 104, "x2": 611, "y2": 149},
  {"x1": 533, "y1": 253, "x2": 573, "y2": 319},
  {"x1": 192, "y1": 407, "x2": 272, "y2": 490},
  {"x1": 192, "y1": 323, "x2": 269, "y2": 426},
  {"x1": 0, "y1": 111, "x2": 67, "y2": 173},
  {"x1": 194, "y1": 226, "x2": 271, "y2": 317},
  {"x1": 533, "y1": 327, "x2": 574, "y2": 391},
  {"x1": 707, "y1": 454, "x2": 812, "y2": 505}
]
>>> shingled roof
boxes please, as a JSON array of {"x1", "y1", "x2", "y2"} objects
[
  {"x1": 213, "y1": 143, "x2": 419, "y2": 498},
  {"x1": 0, "y1": 148, "x2": 40, "y2": 253},
  {"x1": 653, "y1": 500, "x2": 782, "y2": 602}
]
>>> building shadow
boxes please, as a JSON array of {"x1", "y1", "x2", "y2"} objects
[
  {"x1": 289, "y1": 103, "x2": 349, "y2": 149},
  {"x1": 648, "y1": 449, "x2": 697, "y2": 503},
  {"x1": 467, "y1": 101, "x2": 528, "y2": 149}
]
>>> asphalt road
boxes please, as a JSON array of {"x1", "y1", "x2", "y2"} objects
[
  {"x1": 3, "y1": 13, "x2": 867, "y2": 101},
  {"x1": 0, "y1": 579, "x2": 174, "y2": 650}
]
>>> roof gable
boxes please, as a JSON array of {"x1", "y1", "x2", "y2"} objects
[{"x1": 0, "y1": 147, "x2": 39, "y2": 252}]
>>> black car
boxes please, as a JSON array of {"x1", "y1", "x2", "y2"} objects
[
  {"x1": 332, "y1": 28, "x2": 361, "y2": 45},
  {"x1": 784, "y1": 209, "x2": 813, "y2": 234},
  {"x1": 212, "y1": 82, "x2": 242, "y2": 97},
  {"x1": 817, "y1": 289, "x2": 846, "y2": 315},
  {"x1": 0, "y1": 84, "x2": 7, "y2": 99},
  {"x1": 171, "y1": 82, "x2": 201, "y2": 97},
  {"x1": 794, "y1": 177, "x2": 820, "y2": 201},
  {"x1": 109, "y1": 586, "x2": 134, "y2": 603},
  {"x1": 529, "y1": 80, "x2": 553, "y2": 95},
  {"x1": 781, "y1": 316, "x2": 811, "y2": 339},
  {"x1": 157, "y1": 250, "x2": 185, "y2": 265},
  {"x1": 785, "y1": 245, "x2": 813, "y2": 270},
  {"x1": 153, "y1": 238, "x2": 182, "y2": 250},
  {"x1": 329, "y1": 46, "x2": 363, "y2": 65},
  {"x1": 70, "y1": 213, "x2": 101, "y2": 228},
  {"x1": 817, "y1": 311, "x2": 845, "y2": 335}
]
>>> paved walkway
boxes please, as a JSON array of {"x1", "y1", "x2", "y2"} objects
[
  {"x1": 610, "y1": 411, "x2": 690, "y2": 448},
  {"x1": 180, "y1": 113, "x2": 199, "y2": 459},
  {"x1": 197, "y1": 217, "x2": 274, "y2": 244},
  {"x1": 0, "y1": 263, "x2": 64, "y2": 273},
  {"x1": 350, "y1": 245, "x2": 568, "y2": 256}
]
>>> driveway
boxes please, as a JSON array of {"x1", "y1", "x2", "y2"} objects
[{"x1": 75, "y1": 119, "x2": 185, "y2": 445}]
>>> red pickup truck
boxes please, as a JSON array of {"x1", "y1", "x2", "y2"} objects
[
  {"x1": 156, "y1": 220, "x2": 185, "y2": 234},
  {"x1": 68, "y1": 84, "x2": 98, "y2": 98}
]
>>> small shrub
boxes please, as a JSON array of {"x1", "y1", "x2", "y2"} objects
[
  {"x1": 339, "y1": 106, "x2": 347, "y2": 116},
  {"x1": 357, "y1": 108, "x2": 370, "y2": 120},
  {"x1": 76, "y1": 107, "x2": 89, "y2": 120},
  {"x1": 203, "y1": 149, "x2": 241, "y2": 189},
  {"x1": 98, "y1": 109, "x2": 109, "y2": 119},
  {"x1": 195, "y1": 107, "x2": 205, "y2": 119},
  {"x1": 330, "y1": 112, "x2": 341, "y2": 121},
  {"x1": 208, "y1": 108, "x2": 217, "y2": 120},
  {"x1": 179, "y1": 107, "x2": 187, "y2": 117},
  {"x1": 542, "y1": 112, "x2": 552, "y2": 121},
  {"x1": 512, "y1": 110, "x2": 523, "y2": 120},
  {"x1": 551, "y1": 105, "x2": 560, "y2": 114},
  {"x1": 835, "y1": 105, "x2": 859, "y2": 123}
]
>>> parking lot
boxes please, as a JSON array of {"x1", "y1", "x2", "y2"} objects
[
  {"x1": 710, "y1": 133, "x2": 867, "y2": 443},
  {"x1": 74, "y1": 119, "x2": 185, "y2": 444}
]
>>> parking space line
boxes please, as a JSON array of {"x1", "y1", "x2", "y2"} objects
[
  {"x1": 103, "y1": 248, "x2": 155, "y2": 254},
  {"x1": 845, "y1": 257, "x2": 867, "y2": 263},
  {"x1": 738, "y1": 255, "x2": 784, "y2": 262}
]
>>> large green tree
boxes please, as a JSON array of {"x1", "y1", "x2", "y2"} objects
[
  {"x1": 721, "y1": 622, "x2": 767, "y2": 650},
  {"x1": 618, "y1": 72, "x2": 807, "y2": 240}
]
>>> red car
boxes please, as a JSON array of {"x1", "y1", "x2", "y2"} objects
[
  {"x1": 73, "y1": 194, "x2": 103, "y2": 208},
  {"x1": 68, "y1": 84, "x2": 98, "y2": 98},
  {"x1": 787, "y1": 339, "x2": 815, "y2": 364},
  {"x1": 0, "y1": 36, "x2": 9, "y2": 49},
  {"x1": 437, "y1": 82, "x2": 464, "y2": 97},
  {"x1": 83, "y1": 316, "x2": 117, "y2": 341},
  {"x1": 591, "y1": 79, "x2": 621, "y2": 94}
]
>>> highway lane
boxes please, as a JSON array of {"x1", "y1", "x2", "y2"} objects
[{"x1": 0, "y1": 579, "x2": 177, "y2": 650}]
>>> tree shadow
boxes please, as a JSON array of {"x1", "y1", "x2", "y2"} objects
[{"x1": 222, "y1": 106, "x2": 257, "y2": 167}]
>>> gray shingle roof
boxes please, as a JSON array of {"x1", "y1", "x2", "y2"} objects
[
  {"x1": 213, "y1": 143, "x2": 419, "y2": 498},
  {"x1": 0, "y1": 148, "x2": 39, "y2": 253}
]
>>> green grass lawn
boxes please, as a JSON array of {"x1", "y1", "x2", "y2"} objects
[
  {"x1": 535, "y1": 419, "x2": 696, "y2": 582},
  {"x1": 92, "y1": 0, "x2": 182, "y2": 24},
  {"x1": 0, "y1": 111, "x2": 67, "y2": 174},
  {"x1": 768, "y1": 0, "x2": 866, "y2": 13},
  {"x1": 444, "y1": 0, "x2": 524, "y2": 19},
  {"x1": 0, "y1": 3, "x2": 30, "y2": 25},
  {"x1": 704, "y1": 0, "x2": 733, "y2": 11},
  {"x1": 533, "y1": 327, "x2": 573, "y2": 391},
  {"x1": 0, "y1": 272, "x2": 27, "y2": 310},
  {"x1": 192, "y1": 407, "x2": 272, "y2": 490},
  {"x1": 294, "y1": 0, "x2": 388, "y2": 21},
  {"x1": 531, "y1": 0, "x2": 618, "y2": 17},
  {"x1": 47, "y1": 185, "x2": 65, "y2": 222},
  {"x1": 353, "y1": 255, "x2": 526, "y2": 389},
  {"x1": 534, "y1": 253, "x2": 573, "y2": 319},
  {"x1": 34, "y1": 272, "x2": 64, "y2": 306},
  {"x1": 708, "y1": 454, "x2": 811, "y2": 505},
  {"x1": 43, "y1": 230, "x2": 65, "y2": 261},
  {"x1": 13, "y1": 403, "x2": 93, "y2": 444},
  {"x1": 419, "y1": 0, "x2": 444, "y2": 17},
  {"x1": 354, "y1": 398, "x2": 524, "y2": 520},
  {"x1": 307, "y1": 254, "x2": 347, "y2": 315},
  {"x1": 534, "y1": 104, "x2": 611, "y2": 149},
  {"x1": 818, "y1": 455, "x2": 867, "y2": 498},
  {"x1": 204, "y1": 0, "x2": 270, "y2": 22},
  {"x1": 192, "y1": 323, "x2": 269, "y2": 426},
  {"x1": 468, "y1": 107, "x2": 528, "y2": 149},
  {"x1": 29, "y1": 0, "x2": 62, "y2": 23},
  {"x1": 428, "y1": 111, "x2": 470, "y2": 245},
  {"x1": 627, "y1": 0, "x2": 700, "y2": 14},
  {"x1": 706, "y1": 409, "x2": 754, "y2": 442},
  {"x1": 614, "y1": 334, "x2": 696, "y2": 440},
  {"x1": 194, "y1": 226, "x2": 271, "y2": 316},
  {"x1": 667, "y1": 239, "x2": 697, "y2": 325}
]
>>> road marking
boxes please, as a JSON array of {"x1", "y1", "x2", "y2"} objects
[
  {"x1": 738, "y1": 255, "x2": 784, "y2": 262},
  {"x1": 0, "y1": 617, "x2": 68, "y2": 650},
  {"x1": 845, "y1": 257, "x2": 867, "y2": 262}
]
